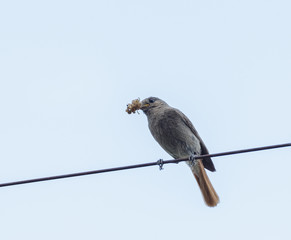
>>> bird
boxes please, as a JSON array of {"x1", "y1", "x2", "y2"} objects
[{"x1": 140, "y1": 97, "x2": 219, "y2": 207}]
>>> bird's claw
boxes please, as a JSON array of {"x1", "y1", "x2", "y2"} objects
[
  {"x1": 189, "y1": 153, "x2": 198, "y2": 167},
  {"x1": 157, "y1": 159, "x2": 164, "y2": 170}
]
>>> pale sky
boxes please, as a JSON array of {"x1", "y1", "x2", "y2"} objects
[{"x1": 0, "y1": 1, "x2": 291, "y2": 240}]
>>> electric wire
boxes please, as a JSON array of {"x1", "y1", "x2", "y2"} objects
[{"x1": 0, "y1": 143, "x2": 290, "y2": 188}]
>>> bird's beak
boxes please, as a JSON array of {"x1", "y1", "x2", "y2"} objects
[{"x1": 140, "y1": 103, "x2": 150, "y2": 110}]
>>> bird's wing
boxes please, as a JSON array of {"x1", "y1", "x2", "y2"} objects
[{"x1": 172, "y1": 108, "x2": 216, "y2": 172}]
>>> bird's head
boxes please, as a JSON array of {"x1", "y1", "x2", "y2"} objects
[{"x1": 140, "y1": 97, "x2": 168, "y2": 115}]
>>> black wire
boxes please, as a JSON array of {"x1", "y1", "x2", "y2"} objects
[{"x1": 0, "y1": 143, "x2": 290, "y2": 188}]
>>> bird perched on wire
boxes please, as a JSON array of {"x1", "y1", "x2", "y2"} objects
[{"x1": 140, "y1": 97, "x2": 219, "y2": 207}]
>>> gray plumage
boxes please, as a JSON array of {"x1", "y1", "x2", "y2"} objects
[
  {"x1": 140, "y1": 97, "x2": 219, "y2": 207},
  {"x1": 141, "y1": 97, "x2": 215, "y2": 172}
]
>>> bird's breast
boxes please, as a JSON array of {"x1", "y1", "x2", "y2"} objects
[{"x1": 148, "y1": 111, "x2": 201, "y2": 159}]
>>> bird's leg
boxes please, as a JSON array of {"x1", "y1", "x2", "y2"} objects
[
  {"x1": 157, "y1": 159, "x2": 164, "y2": 170},
  {"x1": 189, "y1": 153, "x2": 199, "y2": 167}
]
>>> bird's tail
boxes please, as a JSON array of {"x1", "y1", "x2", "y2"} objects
[{"x1": 191, "y1": 159, "x2": 219, "y2": 207}]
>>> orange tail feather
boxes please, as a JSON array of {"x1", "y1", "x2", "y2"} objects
[{"x1": 192, "y1": 160, "x2": 219, "y2": 207}]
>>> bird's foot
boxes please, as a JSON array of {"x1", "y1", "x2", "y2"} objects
[
  {"x1": 157, "y1": 159, "x2": 164, "y2": 170},
  {"x1": 189, "y1": 153, "x2": 198, "y2": 167}
]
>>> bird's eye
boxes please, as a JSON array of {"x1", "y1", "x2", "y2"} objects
[{"x1": 149, "y1": 98, "x2": 155, "y2": 103}]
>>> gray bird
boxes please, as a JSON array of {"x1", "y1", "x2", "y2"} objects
[{"x1": 140, "y1": 97, "x2": 219, "y2": 207}]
